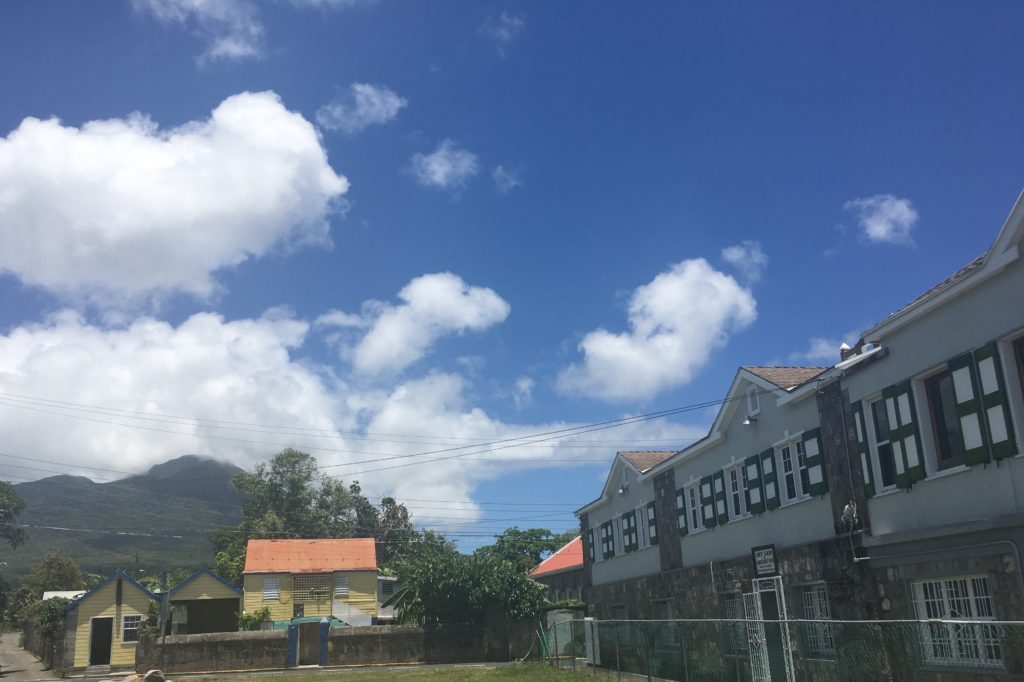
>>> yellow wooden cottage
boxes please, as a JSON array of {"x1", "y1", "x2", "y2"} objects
[
  {"x1": 167, "y1": 568, "x2": 242, "y2": 634},
  {"x1": 64, "y1": 572, "x2": 157, "y2": 672},
  {"x1": 241, "y1": 538, "x2": 378, "y2": 627}
]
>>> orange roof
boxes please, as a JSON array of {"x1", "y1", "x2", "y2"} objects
[
  {"x1": 243, "y1": 538, "x2": 377, "y2": 574},
  {"x1": 530, "y1": 536, "x2": 583, "y2": 578}
]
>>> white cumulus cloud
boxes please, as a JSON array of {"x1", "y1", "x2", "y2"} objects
[
  {"x1": 409, "y1": 139, "x2": 479, "y2": 192},
  {"x1": 132, "y1": 0, "x2": 265, "y2": 62},
  {"x1": 845, "y1": 194, "x2": 918, "y2": 246},
  {"x1": 557, "y1": 259, "x2": 757, "y2": 403},
  {"x1": 316, "y1": 83, "x2": 408, "y2": 135},
  {"x1": 0, "y1": 91, "x2": 348, "y2": 303},
  {"x1": 0, "y1": 308, "x2": 704, "y2": 535},
  {"x1": 492, "y1": 165, "x2": 522, "y2": 193},
  {"x1": 336, "y1": 272, "x2": 511, "y2": 377},
  {"x1": 480, "y1": 12, "x2": 526, "y2": 55},
  {"x1": 721, "y1": 240, "x2": 768, "y2": 284}
]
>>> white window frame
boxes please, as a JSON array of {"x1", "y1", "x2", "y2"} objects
[
  {"x1": 621, "y1": 510, "x2": 639, "y2": 553},
  {"x1": 121, "y1": 614, "x2": 142, "y2": 644},
  {"x1": 801, "y1": 584, "x2": 836, "y2": 660},
  {"x1": 912, "y1": 575, "x2": 1001, "y2": 669},
  {"x1": 1000, "y1": 332, "x2": 1024, "y2": 457},
  {"x1": 726, "y1": 464, "x2": 748, "y2": 520},
  {"x1": 865, "y1": 393, "x2": 899, "y2": 492},
  {"x1": 334, "y1": 574, "x2": 350, "y2": 598},
  {"x1": 686, "y1": 483, "x2": 705, "y2": 534},
  {"x1": 262, "y1": 576, "x2": 281, "y2": 601},
  {"x1": 776, "y1": 436, "x2": 810, "y2": 504}
]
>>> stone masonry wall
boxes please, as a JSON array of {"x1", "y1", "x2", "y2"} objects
[
  {"x1": 815, "y1": 378, "x2": 872, "y2": 535},
  {"x1": 653, "y1": 468, "x2": 682, "y2": 572}
]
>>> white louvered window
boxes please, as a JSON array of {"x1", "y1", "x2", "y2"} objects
[
  {"x1": 801, "y1": 585, "x2": 836, "y2": 660},
  {"x1": 334, "y1": 574, "x2": 350, "y2": 598},
  {"x1": 687, "y1": 484, "x2": 704, "y2": 533},
  {"x1": 869, "y1": 397, "x2": 898, "y2": 489},
  {"x1": 262, "y1": 577, "x2": 281, "y2": 601}
]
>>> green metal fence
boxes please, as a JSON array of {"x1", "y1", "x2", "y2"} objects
[{"x1": 544, "y1": 618, "x2": 1024, "y2": 681}]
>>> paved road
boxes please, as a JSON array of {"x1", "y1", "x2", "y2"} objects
[{"x1": 0, "y1": 632, "x2": 58, "y2": 682}]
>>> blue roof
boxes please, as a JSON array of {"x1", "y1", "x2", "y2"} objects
[
  {"x1": 168, "y1": 567, "x2": 242, "y2": 598},
  {"x1": 67, "y1": 571, "x2": 159, "y2": 611}
]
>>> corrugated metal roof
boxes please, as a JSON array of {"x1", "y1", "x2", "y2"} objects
[
  {"x1": 243, "y1": 538, "x2": 377, "y2": 574},
  {"x1": 529, "y1": 536, "x2": 583, "y2": 578}
]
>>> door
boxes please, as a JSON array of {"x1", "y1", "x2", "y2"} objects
[
  {"x1": 89, "y1": 617, "x2": 113, "y2": 666},
  {"x1": 751, "y1": 577, "x2": 795, "y2": 682},
  {"x1": 743, "y1": 592, "x2": 770, "y2": 682},
  {"x1": 298, "y1": 621, "x2": 320, "y2": 665}
]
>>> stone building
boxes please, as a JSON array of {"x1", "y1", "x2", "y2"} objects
[{"x1": 576, "y1": 190, "x2": 1024, "y2": 677}]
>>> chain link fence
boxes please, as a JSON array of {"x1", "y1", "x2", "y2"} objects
[{"x1": 541, "y1": 618, "x2": 1024, "y2": 681}]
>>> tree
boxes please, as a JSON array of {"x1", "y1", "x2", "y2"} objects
[
  {"x1": 388, "y1": 534, "x2": 548, "y2": 625},
  {"x1": 474, "y1": 527, "x2": 579, "y2": 573},
  {"x1": 211, "y1": 449, "x2": 418, "y2": 583},
  {"x1": 8, "y1": 552, "x2": 83, "y2": 625},
  {"x1": 0, "y1": 481, "x2": 27, "y2": 550}
]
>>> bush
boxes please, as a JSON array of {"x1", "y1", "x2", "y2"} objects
[{"x1": 238, "y1": 606, "x2": 272, "y2": 631}]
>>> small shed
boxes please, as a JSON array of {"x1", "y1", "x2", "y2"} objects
[
  {"x1": 65, "y1": 572, "x2": 157, "y2": 672},
  {"x1": 167, "y1": 568, "x2": 242, "y2": 634}
]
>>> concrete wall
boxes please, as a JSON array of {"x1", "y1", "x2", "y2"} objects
[
  {"x1": 136, "y1": 621, "x2": 539, "y2": 673},
  {"x1": 137, "y1": 629, "x2": 288, "y2": 673},
  {"x1": 587, "y1": 458, "x2": 660, "y2": 585}
]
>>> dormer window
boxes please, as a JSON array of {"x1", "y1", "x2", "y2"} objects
[{"x1": 747, "y1": 388, "x2": 760, "y2": 416}]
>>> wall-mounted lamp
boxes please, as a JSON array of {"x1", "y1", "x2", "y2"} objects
[{"x1": 742, "y1": 415, "x2": 758, "y2": 426}]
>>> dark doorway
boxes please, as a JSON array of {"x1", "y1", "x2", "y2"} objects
[
  {"x1": 171, "y1": 598, "x2": 240, "y2": 634},
  {"x1": 293, "y1": 603, "x2": 304, "y2": 618},
  {"x1": 759, "y1": 590, "x2": 789, "y2": 682},
  {"x1": 89, "y1": 617, "x2": 113, "y2": 666},
  {"x1": 298, "y1": 621, "x2": 320, "y2": 665}
]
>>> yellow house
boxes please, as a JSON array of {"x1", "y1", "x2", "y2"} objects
[
  {"x1": 241, "y1": 538, "x2": 378, "y2": 627},
  {"x1": 167, "y1": 568, "x2": 242, "y2": 634},
  {"x1": 65, "y1": 572, "x2": 157, "y2": 672}
]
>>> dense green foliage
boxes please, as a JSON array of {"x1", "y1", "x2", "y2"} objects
[
  {"x1": 0, "y1": 480, "x2": 27, "y2": 550},
  {"x1": 474, "y1": 527, "x2": 579, "y2": 573},
  {"x1": 212, "y1": 449, "x2": 418, "y2": 584},
  {"x1": 238, "y1": 605, "x2": 272, "y2": 631},
  {"x1": 388, "y1": 531, "x2": 548, "y2": 625},
  {"x1": 4, "y1": 552, "x2": 83, "y2": 624}
]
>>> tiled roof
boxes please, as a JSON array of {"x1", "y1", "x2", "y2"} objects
[
  {"x1": 869, "y1": 254, "x2": 985, "y2": 334},
  {"x1": 619, "y1": 451, "x2": 678, "y2": 473},
  {"x1": 530, "y1": 536, "x2": 583, "y2": 578},
  {"x1": 243, "y1": 538, "x2": 377, "y2": 574},
  {"x1": 742, "y1": 366, "x2": 828, "y2": 391}
]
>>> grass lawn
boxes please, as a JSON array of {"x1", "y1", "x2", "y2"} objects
[{"x1": 185, "y1": 662, "x2": 588, "y2": 681}]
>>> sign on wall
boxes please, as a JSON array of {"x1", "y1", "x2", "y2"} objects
[{"x1": 752, "y1": 544, "x2": 777, "y2": 577}]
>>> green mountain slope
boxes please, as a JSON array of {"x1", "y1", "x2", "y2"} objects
[{"x1": 5, "y1": 455, "x2": 244, "y2": 584}]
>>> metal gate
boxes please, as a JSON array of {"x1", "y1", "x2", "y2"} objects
[{"x1": 744, "y1": 576, "x2": 795, "y2": 682}]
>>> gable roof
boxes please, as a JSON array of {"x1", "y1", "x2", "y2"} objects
[
  {"x1": 168, "y1": 568, "x2": 242, "y2": 597},
  {"x1": 529, "y1": 536, "x2": 583, "y2": 578},
  {"x1": 243, "y1": 538, "x2": 377, "y2": 574},
  {"x1": 741, "y1": 366, "x2": 828, "y2": 391},
  {"x1": 618, "y1": 451, "x2": 677, "y2": 473},
  {"x1": 67, "y1": 571, "x2": 158, "y2": 611},
  {"x1": 865, "y1": 190, "x2": 1024, "y2": 340}
]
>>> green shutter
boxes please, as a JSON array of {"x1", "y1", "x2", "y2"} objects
[
  {"x1": 699, "y1": 475, "x2": 717, "y2": 528},
  {"x1": 802, "y1": 427, "x2": 828, "y2": 496},
  {"x1": 676, "y1": 488, "x2": 688, "y2": 537},
  {"x1": 743, "y1": 454, "x2": 765, "y2": 514},
  {"x1": 883, "y1": 381, "x2": 925, "y2": 489},
  {"x1": 646, "y1": 501, "x2": 659, "y2": 546},
  {"x1": 621, "y1": 511, "x2": 637, "y2": 552},
  {"x1": 948, "y1": 352, "x2": 991, "y2": 465},
  {"x1": 713, "y1": 470, "x2": 730, "y2": 525},
  {"x1": 760, "y1": 448, "x2": 780, "y2": 510},
  {"x1": 587, "y1": 529, "x2": 595, "y2": 563},
  {"x1": 974, "y1": 343, "x2": 1018, "y2": 460},
  {"x1": 852, "y1": 401, "x2": 875, "y2": 497}
]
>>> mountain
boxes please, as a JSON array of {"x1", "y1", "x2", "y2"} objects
[{"x1": 4, "y1": 455, "x2": 245, "y2": 585}]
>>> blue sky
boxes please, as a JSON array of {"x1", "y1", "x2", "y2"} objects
[{"x1": 0, "y1": 1, "x2": 1022, "y2": 549}]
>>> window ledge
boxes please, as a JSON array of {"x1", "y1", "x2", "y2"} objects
[
  {"x1": 871, "y1": 487, "x2": 901, "y2": 499},
  {"x1": 779, "y1": 495, "x2": 815, "y2": 510},
  {"x1": 928, "y1": 464, "x2": 970, "y2": 481}
]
